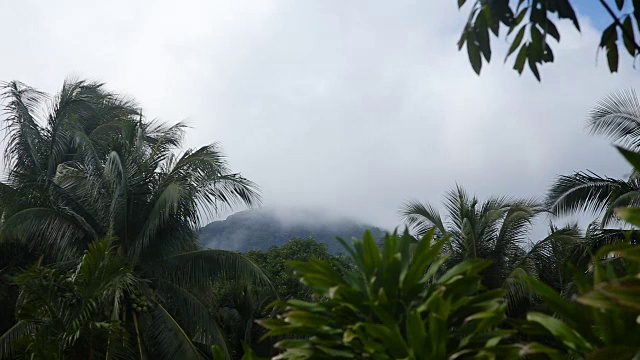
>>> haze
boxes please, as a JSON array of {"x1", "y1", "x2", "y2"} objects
[{"x1": 1, "y1": 1, "x2": 636, "y2": 235}]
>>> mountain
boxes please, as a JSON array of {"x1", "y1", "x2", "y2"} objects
[{"x1": 199, "y1": 208, "x2": 388, "y2": 253}]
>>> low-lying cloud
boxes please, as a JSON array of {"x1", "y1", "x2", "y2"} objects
[{"x1": 0, "y1": 1, "x2": 636, "y2": 237}]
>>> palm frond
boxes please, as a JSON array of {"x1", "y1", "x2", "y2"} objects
[
  {"x1": 444, "y1": 185, "x2": 473, "y2": 233},
  {"x1": 131, "y1": 182, "x2": 183, "y2": 258},
  {"x1": 157, "y1": 250, "x2": 272, "y2": 290},
  {"x1": 399, "y1": 200, "x2": 445, "y2": 237},
  {"x1": 157, "y1": 279, "x2": 231, "y2": 359},
  {"x1": 588, "y1": 88, "x2": 640, "y2": 150},
  {"x1": 163, "y1": 144, "x2": 261, "y2": 214},
  {"x1": 495, "y1": 199, "x2": 543, "y2": 254},
  {"x1": 0, "y1": 321, "x2": 35, "y2": 360},
  {"x1": 144, "y1": 120, "x2": 187, "y2": 156},
  {"x1": 141, "y1": 303, "x2": 204, "y2": 360},
  {"x1": 547, "y1": 171, "x2": 634, "y2": 217},
  {"x1": 1, "y1": 81, "x2": 47, "y2": 175},
  {"x1": 0, "y1": 208, "x2": 95, "y2": 262}
]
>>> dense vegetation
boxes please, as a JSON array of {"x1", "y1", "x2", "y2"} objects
[
  {"x1": 199, "y1": 208, "x2": 385, "y2": 253},
  {"x1": 1, "y1": 78, "x2": 640, "y2": 359}
]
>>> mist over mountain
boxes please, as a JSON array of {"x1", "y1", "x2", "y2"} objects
[{"x1": 199, "y1": 208, "x2": 388, "y2": 253}]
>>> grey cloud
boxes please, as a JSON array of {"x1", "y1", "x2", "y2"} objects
[{"x1": 1, "y1": 1, "x2": 637, "y2": 237}]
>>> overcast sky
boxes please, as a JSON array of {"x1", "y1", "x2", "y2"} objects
[{"x1": 1, "y1": 1, "x2": 638, "y2": 237}]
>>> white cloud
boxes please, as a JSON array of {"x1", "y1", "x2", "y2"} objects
[{"x1": 1, "y1": 1, "x2": 637, "y2": 236}]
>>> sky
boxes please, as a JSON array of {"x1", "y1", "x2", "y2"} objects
[{"x1": 0, "y1": 1, "x2": 638, "y2": 239}]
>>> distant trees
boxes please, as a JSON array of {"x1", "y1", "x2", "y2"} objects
[
  {"x1": 214, "y1": 237, "x2": 353, "y2": 358},
  {"x1": 246, "y1": 237, "x2": 352, "y2": 301}
]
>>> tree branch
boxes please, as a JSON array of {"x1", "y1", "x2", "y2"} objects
[{"x1": 599, "y1": 0, "x2": 640, "y2": 54}]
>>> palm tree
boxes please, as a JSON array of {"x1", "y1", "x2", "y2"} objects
[
  {"x1": 547, "y1": 89, "x2": 640, "y2": 226},
  {"x1": 400, "y1": 186, "x2": 550, "y2": 314},
  {"x1": 1, "y1": 237, "x2": 137, "y2": 360},
  {"x1": 0, "y1": 79, "x2": 268, "y2": 359}
]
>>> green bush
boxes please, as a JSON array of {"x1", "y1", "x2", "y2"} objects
[{"x1": 258, "y1": 229, "x2": 550, "y2": 359}]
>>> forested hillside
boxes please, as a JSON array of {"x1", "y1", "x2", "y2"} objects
[{"x1": 199, "y1": 208, "x2": 387, "y2": 253}]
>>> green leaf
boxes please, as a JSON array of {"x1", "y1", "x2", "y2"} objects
[
  {"x1": 519, "y1": 275, "x2": 583, "y2": 324},
  {"x1": 513, "y1": 45, "x2": 528, "y2": 73},
  {"x1": 476, "y1": 14, "x2": 492, "y2": 62},
  {"x1": 438, "y1": 258, "x2": 490, "y2": 284},
  {"x1": 526, "y1": 312, "x2": 593, "y2": 353},
  {"x1": 285, "y1": 311, "x2": 330, "y2": 327},
  {"x1": 617, "y1": 0, "x2": 625, "y2": 11},
  {"x1": 556, "y1": 0, "x2": 580, "y2": 30},
  {"x1": 316, "y1": 346, "x2": 354, "y2": 358},
  {"x1": 528, "y1": 57, "x2": 541, "y2": 81},
  {"x1": 607, "y1": 40, "x2": 620, "y2": 73},
  {"x1": 143, "y1": 304, "x2": 204, "y2": 360},
  {"x1": 615, "y1": 207, "x2": 640, "y2": 228},
  {"x1": 508, "y1": 10, "x2": 527, "y2": 35},
  {"x1": 467, "y1": 37, "x2": 482, "y2": 74},
  {"x1": 599, "y1": 23, "x2": 619, "y2": 72},
  {"x1": 617, "y1": 146, "x2": 640, "y2": 172},
  {"x1": 361, "y1": 230, "x2": 381, "y2": 275},
  {"x1": 211, "y1": 345, "x2": 225, "y2": 360},
  {"x1": 406, "y1": 310, "x2": 427, "y2": 360},
  {"x1": 545, "y1": 19, "x2": 560, "y2": 42},
  {"x1": 591, "y1": 279, "x2": 640, "y2": 310},
  {"x1": 506, "y1": 26, "x2": 526, "y2": 59},
  {"x1": 600, "y1": 24, "x2": 618, "y2": 48},
  {"x1": 622, "y1": 16, "x2": 637, "y2": 56}
]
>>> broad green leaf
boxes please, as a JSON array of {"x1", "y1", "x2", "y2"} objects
[
  {"x1": 438, "y1": 259, "x2": 490, "y2": 284},
  {"x1": 617, "y1": 146, "x2": 640, "y2": 172},
  {"x1": 406, "y1": 310, "x2": 427, "y2": 360},
  {"x1": 513, "y1": 45, "x2": 528, "y2": 73},
  {"x1": 506, "y1": 26, "x2": 526, "y2": 59},
  {"x1": 622, "y1": 16, "x2": 637, "y2": 56},
  {"x1": 615, "y1": 207, "x2": 640, "y2": 228},
  {"x1": 527, "y1": 312, "x2": 593, "y2": 353},
  {"x1": 467, "y1": 32, "x2": 482, "y2": 74},
  {"x1": 592, "y1": 279, "x2": 640, "y2": 310}
]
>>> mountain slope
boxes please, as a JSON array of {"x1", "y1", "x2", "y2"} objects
[{"x1": 199, "y1": 208, "x2": 387, "y2": 253}]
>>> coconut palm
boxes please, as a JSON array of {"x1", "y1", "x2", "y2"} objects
[
  {"x1": 0, "y1": 237, "x2": 137, "y2": 360},
  {"x1": 547, "y1": 89, "x2": 640, "y2": 226},
  {"x1": 0, "y1": 79, "x2": 268, "y2": 359},
  {"x1": 400, "y1": 186, "x2": 544, "y2": 286},
  {"x1": 400, "y1": 186, "x2": 551, "y2": 314}
]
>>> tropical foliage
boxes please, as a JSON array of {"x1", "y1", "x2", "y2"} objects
[
  {"x1": 2, "y1": 77, "x2": 640, "y2": 359},
  {"x1": 400, "y1": 188, "x2": 555, "y2": 315},
  {"x1": 0, "y1": 79, "x2": 268, "y2": 359},
  {"x1": 259, "y1": 230, "x2": 536, "y2": 359},
  {"x1": 213, "y1": 238, "x2": 352, "y2": 357},
  {"x1": 519, "y1": 240, "x2": 640, "y2": 359},
  {"x1": 548, "y1": 89, "x2": 640, "y2": 227}
]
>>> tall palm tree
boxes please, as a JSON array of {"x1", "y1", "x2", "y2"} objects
[
  {"x1": 400, "y1": 186, "x2": 544, "y2": 285},
  {"x1": 0, "y1": 79, "x2": 268, "y2": 359},
  {"x1": 400, "y1": 186, "x2": 551, "y2": 314},
  {"x1": 547, "y1": 89, "x2": 640, "y2": 226}
]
